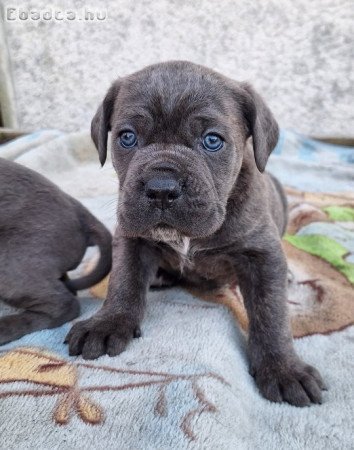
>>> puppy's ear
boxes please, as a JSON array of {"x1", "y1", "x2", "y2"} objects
[
  {"x1": 91, "y1": 81, "x2": 120, "y2": 166},
  {"x1": 240, "y1": 83, "x2": 279, "y2": 172}
]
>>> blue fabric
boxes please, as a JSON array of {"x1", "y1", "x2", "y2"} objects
[{"x1": 268, "y1": 129, "x2": 354, "y2": 192}]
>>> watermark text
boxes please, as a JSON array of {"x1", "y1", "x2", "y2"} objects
[{"x1": 5, "y1": 7, "x2": 107, "y2": 22}]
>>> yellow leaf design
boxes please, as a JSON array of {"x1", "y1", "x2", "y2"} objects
[
  {"x1": 76, "y1": 395, "x2": 103, "y2": 425},
  {"x1": 53, "y1": 395, "x2": 72, "y2": 425}
]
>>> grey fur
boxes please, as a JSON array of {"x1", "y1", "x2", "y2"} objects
[
  {"x1": 0, "y1": 158, "x2": 112, "y2": 343},
  {"x1": 66, "y1": 61, "x2": 325, "y2": 406}
]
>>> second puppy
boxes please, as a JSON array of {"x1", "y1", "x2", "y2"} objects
[{"x1": 0, "y1": 158, "x2": 112, "y2": 344}]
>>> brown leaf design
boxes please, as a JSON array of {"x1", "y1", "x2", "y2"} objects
[
  {"x1": 37, "y1": 362, "x2": 66, "y2": 372},
  {"x1": 155, "y1": 384, "x2": 168, "y2": 417}
]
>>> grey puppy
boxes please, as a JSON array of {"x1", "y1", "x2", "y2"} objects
[
  {"x1": 66, "y1": 61, "x2": 325, "y2": 406},
  {"x1": 0, "y1": 158, "x2": 112, "y2": 343}
]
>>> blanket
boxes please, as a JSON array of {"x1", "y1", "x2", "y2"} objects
[{"x1": 0, "y1": 129, "x2": 353, "y2": 449}]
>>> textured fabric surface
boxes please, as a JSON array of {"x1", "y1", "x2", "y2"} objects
[
  {"x1": 0, "y1": 130, "x2": 353, "y2": 449},
  {"x1": 2, "y1": 0, "x2": 354, "y2": 136}
]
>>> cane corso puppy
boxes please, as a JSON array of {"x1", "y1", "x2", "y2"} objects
[
  {"x1": 65, "y1": 61, "x2": 325, "y2": 406},
  {"x1": 0, "y1": 158, "x2": 112, "y2": 343}
]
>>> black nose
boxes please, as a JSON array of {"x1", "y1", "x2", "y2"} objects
[{"x1": 145, "y1": 178, "x2": 182, "y2": 209}]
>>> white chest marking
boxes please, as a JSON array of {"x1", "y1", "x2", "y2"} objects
[{"x1": 150, "y1": 227, "x2": 192, "y2": 270}]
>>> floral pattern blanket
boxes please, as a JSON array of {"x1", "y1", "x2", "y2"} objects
[{"x1": 0, "y1": 129, "x2": 353, "y2": 449}]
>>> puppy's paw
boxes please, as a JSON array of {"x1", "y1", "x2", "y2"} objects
[
  {"x1": 64, "y1": 314, "x2": 140, "y2": 360},
  {"x1": 251, "y1": 358, "x2": 326, "y2": 406}
]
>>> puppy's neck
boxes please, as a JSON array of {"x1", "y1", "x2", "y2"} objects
[
  {"x1": 168, "y1": 236, "x2": 191, "y2": 272},
  {"x1": 150, "y1": 227, "x2": 189, "y2": 251}
]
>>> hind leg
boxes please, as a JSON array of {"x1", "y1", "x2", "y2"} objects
[{"x1": 0, "y1": 280, "x2": 80, "y2": 345}]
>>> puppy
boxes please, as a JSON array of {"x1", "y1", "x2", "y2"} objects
[
  {"x1": 65, "y1": 61, "x2": 325, "y2": 406},
  {"x1": 0, "y1": 158, "x2": 112, "y2": 343}
]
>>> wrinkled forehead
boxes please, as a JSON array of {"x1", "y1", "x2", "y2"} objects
[{"x1": 113, "y1": 67, "x2": 233, "y2": 131}]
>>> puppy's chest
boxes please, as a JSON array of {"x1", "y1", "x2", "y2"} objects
[
  {"x1": 161, "y1": 239, "x2": 235, "y2": 280},
  {"x1": 163, "y1": 237, "x2": 193, "y2": 271}
]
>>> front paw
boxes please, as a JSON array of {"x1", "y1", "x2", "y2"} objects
[
  {"x1": 64, "y1": 314, "x2": 140, "y2": 360},
  {"x1": 251, "y1": 357, "x2": 326, "y2": 406}
]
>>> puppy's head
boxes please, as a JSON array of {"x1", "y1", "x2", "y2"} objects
[{"x1": 92, "y1": 61, "x2": 278, "y2": 240}]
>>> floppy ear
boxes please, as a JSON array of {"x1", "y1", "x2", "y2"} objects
[
  {"x1": 91, "y1": 81, "x2": 120, "y2": 166},
  {"x1": 240, "y1": 83, "x2": 279, "y2": 172}
]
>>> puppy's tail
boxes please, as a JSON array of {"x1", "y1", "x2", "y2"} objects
[{"x1": 66, "y1": 212, "x2": 112, "y2": 293}]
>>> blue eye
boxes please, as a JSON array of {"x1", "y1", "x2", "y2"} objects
[
  {"x1": 202, "y1": 133, "x2": 224, "y2": 152},
  {"x1": 119, "y1": 130, "x2": 137, "y2": 148}
]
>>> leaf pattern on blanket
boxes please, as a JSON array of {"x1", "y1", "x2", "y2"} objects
[{"x1": 0, "y1": 347, "x2": 228, "y2": 441}]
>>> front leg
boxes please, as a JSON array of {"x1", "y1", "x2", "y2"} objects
[
  {"x1": 235, "y1": 240, "x2": 326, "y2": 406},
  {"x1": 65, "y1": 233, "x2": 159, "y2": 359}
]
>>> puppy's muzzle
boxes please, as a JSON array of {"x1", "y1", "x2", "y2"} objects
[{"x1": 145, "y1": 177, "x2": 182, "y2": 210}]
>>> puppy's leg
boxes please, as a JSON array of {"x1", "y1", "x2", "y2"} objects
[
  {"x1": 0, "y1": 280, "x2": 80, "y2": 345},
  {"x1": 65, "y1": 235, "x2": 159, "y2": 359},
  {"x1": 235, "y1": 239, "x2": 325, "y2": 406}
]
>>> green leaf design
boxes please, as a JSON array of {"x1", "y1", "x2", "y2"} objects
[
  {"x1": 284, "y1": 233, "x2": 354, "y2": 284},
  {"x1": 323, "y1": 206, "x2": 354, "y2": 222}
]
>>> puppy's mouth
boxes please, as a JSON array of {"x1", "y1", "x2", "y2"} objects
[
  {"x1": 154, "y1": 223, "x2": 173, "y2": 230},
  {"x1": 119, "y1": 169, "x2": 227, "y2": 240},
  {"x1": 119, "y1": 193, "x2": 227, "y2": 239}
]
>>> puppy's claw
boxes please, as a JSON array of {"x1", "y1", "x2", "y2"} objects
[{"x1": 133, "y1": 327, "x2": 142, "y2": 338}]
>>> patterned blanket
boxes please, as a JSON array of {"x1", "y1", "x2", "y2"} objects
[{"x1": 0, "y1": 130, "x2": 353, "y2": 449}]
